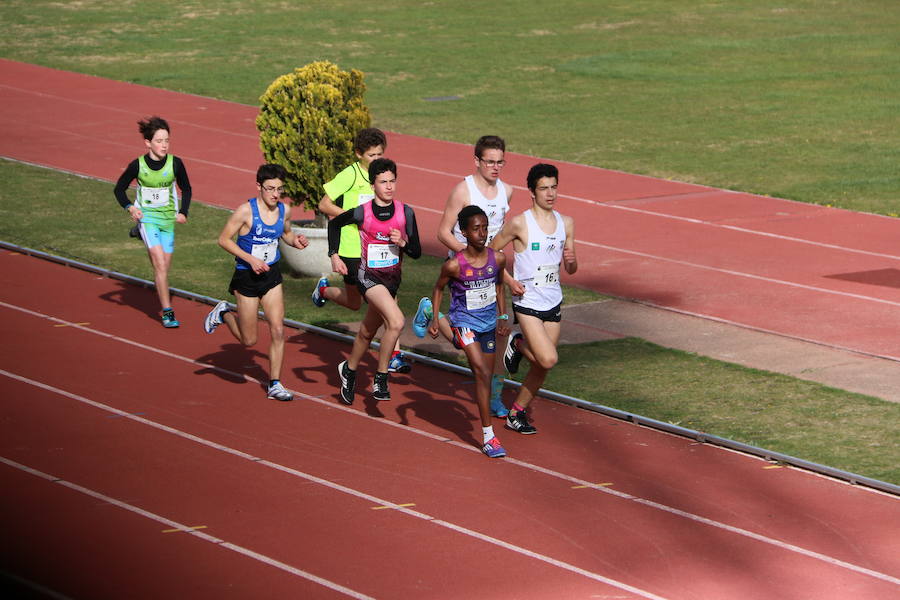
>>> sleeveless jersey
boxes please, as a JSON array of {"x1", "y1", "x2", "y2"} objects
[
  {"x1": 450, "y1": 175, "x2": 509, "y2": 251},
  {"x1": 512, "y1": 209, "x2": 565, "y2": 311},
  {"x1": 323, "y1": 161, "x2": 374, "y2": 259},
  {"x1": 235, "y1": 198, "x2": 285, "y2": 271},
  {"x1": 136, "y1": 154, "x2": 178, "y2": 226},
  {"x1": 359, "y1": 199, "x2": 407, "y2": 287},
  {"x1": 448, "y1": 248, "x2": 501, "y2": 332}
]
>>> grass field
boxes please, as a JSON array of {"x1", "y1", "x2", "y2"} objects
[
  {"x1": 1, "y1": 158, "x2": 897, "y2": 485},
  {"x1": 2, "y1": 0, "x2": 899, "y2": 214}
]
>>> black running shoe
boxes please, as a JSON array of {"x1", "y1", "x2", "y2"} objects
[
  {"x1": 129, "y1": 224, "x2": 142, "y2": 240},
  {"x1": 504, "y1": 332, "x2": 524, "y2": 374},
  {"x1": 372, "y1": 372, "x2": 391, "y2": 401},
  {"x1": 338, "y1": 361, "x2": 356, "y2": 405},
  {"x1": 505, "y1": 410, "x2": 537, "y2": 434}
]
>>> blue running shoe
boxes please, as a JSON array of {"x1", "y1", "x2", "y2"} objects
[
  {"x1": 161, "y1": 309, "x2": 180, "y2": 328},
  {"x1": 388, "y1": 352, "x2": 412, "y2": 374},
  {"x1": 412, "y1": 297, "x2": 432, "y2": 338},
  {"x1": 311, "y1": 276, "x2": 328, "y2": 307},
  {"x1": 482, "y1": 436, "x2": 507, "y2": 458}
]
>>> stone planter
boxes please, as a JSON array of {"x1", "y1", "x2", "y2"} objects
[{"x1": 279, "y1": 223, "x2": 333, "y2": 278}]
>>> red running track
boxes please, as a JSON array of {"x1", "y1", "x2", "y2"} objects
[
  {"x1": 2, "y1": 251, "x2": 899, "y2": 599},
  {"x1": 3, "y1": 60, "x2": 900, "y2": 360}
]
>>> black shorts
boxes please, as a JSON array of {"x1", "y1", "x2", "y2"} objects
[
  {"x1": 340, "y1": 256, "x2": 361, "y2": 285},
  {"x1": 356, "y1": 268, "x2": 400, "y2": 299},
  {"x1": 512, "y1": 302, "x2": 562, "y2": 323},
  {"x1": 229, "y1": 263, "x2": 283, "y2": 298}
]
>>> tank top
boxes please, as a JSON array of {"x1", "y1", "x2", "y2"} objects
[
  {"x1": 448, "y1": 248, "x2": 501, "y2": 332},
  {"x1": 235, "y1": 198, "x2": 285, "y2": 270},
  {"x1": 450, "y1": 175, "x2": 509, "y2": 251},
  {"x1": 136, "y1": 154, "x2": 178, "y2": 225},
  {"x1": 512, "y1": 209, "x2": 565, "y2": 311},
  {"x1": 360, "y1": 199, "x2": 407, "y2": 284}
]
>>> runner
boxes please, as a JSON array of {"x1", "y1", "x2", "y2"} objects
[
  {"x1": 202, "y1": 164, "x2": 309, "y2": 402},
  {"x1": 411, "y1": 135, "x2": 523, "y2": 418},
  {"x1": 428, "y1": 205, "x2": 510, "y2": 458},
  {"x1": 490, "y1": 163, "x2": 577, "y2": 435},
  {"x1": 313, "y1": 128, "x2": 411, "y2": 374},
  {"x1": 114, "y1": 116, "x2": 192, "y2": 328},
  {"x1": 327, "y1": 158, "x2": 422, "y2": 404}
]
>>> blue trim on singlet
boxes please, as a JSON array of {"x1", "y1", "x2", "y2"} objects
[{"x1": 235, "y1": 198, "x2": 285, "y2": 270}]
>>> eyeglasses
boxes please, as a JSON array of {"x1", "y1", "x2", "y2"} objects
[
  {"x1": 262, "y1": 185, "x2": 285, "y2": 194},
  {"x1": 478, "y1": 158, "x2": 506, "y2": 168}
]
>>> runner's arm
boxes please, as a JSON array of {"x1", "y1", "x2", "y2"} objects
[
  {"x1": 437, "y1": 182, "x2": 467, "y2": 253},
  {"x1": 428, "y1": 259, "x2": 457, "y2": 338},
  {"x1": 173, "y1": 156, "x2": 192, "y2": 218},
  {"x1": 217, "y1": 203, "x2": 268, "y2": 273},
  {"x1": 562, "y1": 215, "x2": 578, "y2": 275},
  {"x1": 401, "y1": 205, "x2": 422, "y2": 259},
  {"x1": 281, "y1": 204, "x2": 309, "y2": 249},
  {"x1": 113, "y1": 159, "x2": 140, "y2": 210},
  {"x1": 327, "y1": 206, "x2": 363, "y2": 256}
]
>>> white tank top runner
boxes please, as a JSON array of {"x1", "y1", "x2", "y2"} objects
[
  {"x1": 513, "y1": 209, "x2": 565, "y2": 311},
  {"x1": 451, "y1": 175, "x2": 509, "y2": 250}
]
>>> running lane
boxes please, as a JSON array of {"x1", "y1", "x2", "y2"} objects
[
  {"x1": 1, "y1": 251, "x2": 897, "y2": 599},
  {"x1": 3, "y1": 59, "x2": 900, "y2": 359}
]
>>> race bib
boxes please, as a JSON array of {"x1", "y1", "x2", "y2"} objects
[
  {"x1": 535, "y1": 263, "x2": 559, "y2": 287},
  {"x1": 140, "y1": 186, "x2": 170, "y2": 208},
  {"x1": 357, "y1": 193, "x2": 375, "y2": 205},
  {"x1": 487, "y1": 224, "x2": 502, "y2": 244},
  {"x1": 366, "y1": 243, "x2": 400, "y2": 269},
  {"x1": 465, "y1": 285, "x2": 496, "y2": 310},
  {"x1": 251, "y1": 240, "x2": 278, "y2": 264}
]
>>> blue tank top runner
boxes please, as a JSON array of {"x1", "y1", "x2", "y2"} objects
[
  {"x1": 448, "y1": 248, "x2": 500, "y2": 333},
  {"x1": 235, "y1": 198, "x2": 285, "y2": 270}
]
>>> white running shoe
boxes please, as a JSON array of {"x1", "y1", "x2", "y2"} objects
[
  {"x1": 267, "y1": 381, "x2": 293, "y2": 401},
  {"x1": 204, "y1": 301, "x2": 229, "y2": 334}
]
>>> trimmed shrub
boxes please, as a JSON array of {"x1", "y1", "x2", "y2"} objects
[{"x1": 256, "y1": 61, "x2": 370, "y2": 218}]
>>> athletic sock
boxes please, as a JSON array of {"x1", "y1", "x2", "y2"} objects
[
  {"x1": 482, "y1": 425, "x2": 495, "y2": 444},
  {"x1": 511, "y1": 402, "x2": 525, "y2": 414},
  {"x1": 391, "y1": 350, "x2": 400, "y2": 358},
  {"x1": 269, "y1": 379, "x2": 280, "y2": 388}
]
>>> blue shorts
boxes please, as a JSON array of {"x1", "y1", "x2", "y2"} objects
[
  {"x1": 139, "y1": 222, "x2": 175, "y2": 253},
  {"x1": 451, "y1": 326, "x2": 496, "y2": 354}
]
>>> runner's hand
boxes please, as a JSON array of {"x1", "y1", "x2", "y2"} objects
[
  {"x1": 176, "y1": 213, "x2": 187, "y2": 225},
  {"x1": 293, "y1": 233, "x2": 309, "y2": 249},
  {"x1": 128, "y1": 205, "x2": 143, "y2": 222},
  {"x1": 509, "y1": 279, "x2": 525, "y2": 296},
  {"x1": 249, "y1": 257, "x2": 269, "y2": 274},
  {"x1": 331, "y1": 254, "x2": 347, "y2": 275}
]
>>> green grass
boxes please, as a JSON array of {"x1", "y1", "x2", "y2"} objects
[
  {"x1": 1, "y1": 158, "x2": 897, "y2": 485},
  {"x1": 2, "y1": 1, "x2": 899, "y2": 214}
]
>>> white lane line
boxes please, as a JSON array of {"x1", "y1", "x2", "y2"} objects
[
  {"x1": 0, "y1": 455, "x2": 375, "y2": 600},
  {"x1": 1, "y1": 370, "x2": 669, "y2": 600},
  {"x1": 576, "y1": 238, "x2": 900, "y2": 309},
  {"x1": 3, "y1": 300, "x2": 898, "y2": 587}
]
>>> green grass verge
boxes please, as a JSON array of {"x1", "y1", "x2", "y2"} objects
[
  {"x1": 2, "y1": 1, "x2": 898, "y2": 214},
  {"x1": 1, "y1": 158, "x2": 897, "y2": 485}
]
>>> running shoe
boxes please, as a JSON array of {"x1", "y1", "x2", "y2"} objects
[
  {"x1": 412, "y1": 297, "x2": 432, "y2": 338},
  {"x1": 338, "y1": 361, "x2": 356, "y2": 405},
  {"x1": 503, "y1": 332, "x2": 524, "y2": 374},
  {"x1": 506, "y1": 410, "x2": 537, "y2": 434},
  {"x1": 387, "y1": 352, "x2": 412, "y2": 374},
  {"x1": 267, "y1": 381, "x2": 294, "y2": 402},
  {"x1": 372, "y1": 372, "x2": 391, "y2": 401},
  {"x1": 128, "y1": 224, "x2": 142, "y2": 240},
  {"x1": 490, "y1": 395, "x2": 509, "y2": 419},
  {"x1": 482, "y1": 436, "x2": 507, "y2": 458},
  {"x1": 311, "y1": 275, "x2": 328, "y2": 307},
  {"x1": 203, "y1": 301, "x2": 229, "y2": 334},
  {"x1": 161, "y1": 309, "x2": 180, "y2": 328}
]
